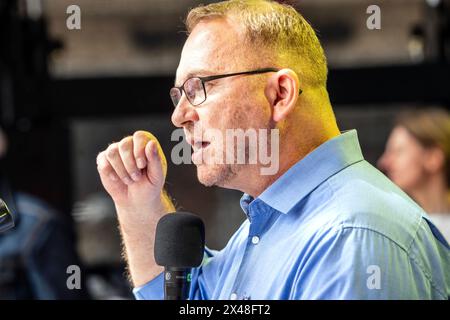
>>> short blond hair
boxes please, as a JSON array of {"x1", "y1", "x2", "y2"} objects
[{"x1": 185, "y1": 0, "x2": 328, "y2": 90}]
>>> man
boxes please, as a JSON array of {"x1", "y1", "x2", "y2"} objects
[{"x1": 96, "y1": 0, "x2": 450, "y2": 299}]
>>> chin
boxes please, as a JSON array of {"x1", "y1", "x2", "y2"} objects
[{"x1": 196, "y1": 163, "x2": 234, "y2": 187}]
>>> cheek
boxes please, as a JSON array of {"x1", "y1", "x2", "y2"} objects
[
  {"x1": 397, "y1": 153, "x2": 419, "y2": 169},
  {"x1": 202, "y1": 86, "x2": 270, "y2": 131},
  {"x1": 196, "y1": 105, "x2": 220, "y2": 130},
  {"x1": 407, "y1": 148, "x2": 426, "y2": 167},
  {"x1": 230, "y1": 100, "x2": 270, "y2": 130},
  {"x1": 391, "y1": 151, "x2": 427, "y2": 187},
  {"x1": 217, "y1": 103, "x2": 251, "y2": 130}
]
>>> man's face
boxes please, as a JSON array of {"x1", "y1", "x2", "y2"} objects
[{"x1": 171, "y1": 19, "x2": 273, "y2": 188}]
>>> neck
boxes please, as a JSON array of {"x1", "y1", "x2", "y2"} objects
[
  {"x1": 409, "y1": 174, "x2": 450, "y2": 214},
  {"x1": 231, "y1": 124, "x2": 341, "y2": 198}
]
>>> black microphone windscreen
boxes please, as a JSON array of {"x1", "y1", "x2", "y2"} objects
[{"x1": 154, "y1": 212, "x2": 205, "y2": 268}]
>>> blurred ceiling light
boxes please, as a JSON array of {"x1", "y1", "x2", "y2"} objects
[
  {"x1": 24, "y1": 0, "x2": 42, "y2": 20},
  {"x1": 426, "y1": 0, "x2": 441, "y2": 8}
]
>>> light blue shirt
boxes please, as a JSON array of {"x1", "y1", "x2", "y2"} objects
[{"x1": 134, "y1": 130, "x2": 450, "y2": 300}]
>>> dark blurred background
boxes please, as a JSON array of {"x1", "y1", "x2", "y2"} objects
[{"x1": 0, "y1": 0, "x2": 449, "y2": 299}]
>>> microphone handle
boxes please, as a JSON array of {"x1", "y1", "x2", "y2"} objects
[{"x1": 164, "y1": 267, "x2": 191, "y2": 300}]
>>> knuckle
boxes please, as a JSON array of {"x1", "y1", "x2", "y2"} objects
[
  {"x1": 96, "y1": 151, "x2": 104, "y2": 165},
  {"x1": 97, "y1": 160, "x2": 109, "y2": 172},
  {"x1": 106, "y1": 144, "x2": 119, "y2": 159},
  {"x1": 134, "y1": 130, "x2": 156, "y2": 142},
  {"x1": 118, "y1": 137, "x2": 133, "y2": 153},
  {"x1": 96, "y1": 153, "x2": 111, "y2": 172},
  {"x1": 133, "y1": 130, "x2": 147, "y2": 140}
]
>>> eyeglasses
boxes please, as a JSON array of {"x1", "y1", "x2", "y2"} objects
[{"x1": 170, "y1": 67, "x2": 282, "y2": 108}]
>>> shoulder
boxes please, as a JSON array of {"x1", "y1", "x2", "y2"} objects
[{"x1": 323, "y1": 160, "x2": 426, "y2": 252}]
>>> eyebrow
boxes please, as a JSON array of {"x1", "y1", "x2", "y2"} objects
[{"x1": 174, "y1": 69, "x2": 212, "y2": 87}]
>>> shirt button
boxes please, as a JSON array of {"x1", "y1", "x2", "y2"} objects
[
  {"x1": 251, "y1": 236, "x2": 260, "y2": 244},
  {"x1": 230, "y1": 293, "x2": 238, "y2": 300}
]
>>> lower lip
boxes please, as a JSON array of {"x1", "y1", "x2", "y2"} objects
[{"x1": 192, "y1": 143, "x2": 210, "y2": 164}]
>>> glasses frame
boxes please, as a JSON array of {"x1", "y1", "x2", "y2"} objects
[{"x1": 170, "y1": 67, "x2": 302, "y2": 108}]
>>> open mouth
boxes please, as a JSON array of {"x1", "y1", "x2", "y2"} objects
[
  {"x1": 194, "y1": 141, "x2": 210, "y2": 150},
  {"x1": 191, "y1": 139, "x2": 211, "y2": 164}
]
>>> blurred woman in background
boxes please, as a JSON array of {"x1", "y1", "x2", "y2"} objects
[{"x1": 378, "y1": 108, "x2": 450, "y2": 242}]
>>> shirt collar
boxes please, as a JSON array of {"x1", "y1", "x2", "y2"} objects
[{"x1": 240, "y1": 130, "x2": 365, "y2": 216}]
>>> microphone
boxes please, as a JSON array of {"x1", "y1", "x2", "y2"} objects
[
  {"x1": 0, "y1": 198, "x2": 14, "y2": 233},
  {"x1": 154, "y1": 212, "x2": 205, "y2": 300}
]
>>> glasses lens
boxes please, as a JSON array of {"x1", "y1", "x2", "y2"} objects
[
  {"x1": 184, "y1": 78, "x2": 205, "y2": 106},
  {"x1": 169, "y1": 87, "x2": 181, "y2": 107}
]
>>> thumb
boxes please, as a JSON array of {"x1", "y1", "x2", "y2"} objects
[{"x1": 144, "y1": 140, "x2": 166, "y2": 188}]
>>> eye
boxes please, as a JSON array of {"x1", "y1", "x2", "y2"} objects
[
  {"x1": 185, "y1": 78, "x2": 200, "y2": 101},
  {"x1": 204, "y1": 81, "x2": 215, "y2": 90}
]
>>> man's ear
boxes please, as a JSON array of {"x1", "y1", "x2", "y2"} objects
[{"x1": 265, "y1": 69, "x2": 300, "y2": 122}]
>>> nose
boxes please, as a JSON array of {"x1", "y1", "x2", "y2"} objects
[
  {"x1": 171, "y1": 98, "x2": 199, "y2": 128},
  {"x1": 377, "y1": 151, "x2": 391, "y2": 173}
]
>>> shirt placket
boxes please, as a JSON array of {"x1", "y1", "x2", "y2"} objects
[{"x1": 228, "y1": 201, "x2": 271, "y2": 300}]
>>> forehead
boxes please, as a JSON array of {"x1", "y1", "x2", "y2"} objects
[
  {"x1": 175, "y1": 18, "x2": 246, "y2": 85},
  {"x1": 389, "y1": 126, "x2": 418, "y2": 147}
]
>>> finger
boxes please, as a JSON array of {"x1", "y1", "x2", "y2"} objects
[
  {"x1": 133, "y1": 131, "x2": 152, "y2": 169},
  {"x1": 106, "y1": 143, "x2": 134, "y2": 185},
  {"x1": 144, "y1": 140, "x2": 165, "y2": 188},
  {"x1": 118, "y1": 137, "x2": 142, "y2": 182},
  {"x1": 96, "y1": 151, "x2": 121, "y2": 183}
]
